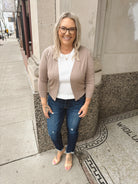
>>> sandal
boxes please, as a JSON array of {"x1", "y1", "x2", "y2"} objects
[
  {"x1": 65, "y1": 153, "x2": 73, "y2": 171},
  {"x1": 52, "y1": 157, "x2": 60, "y2": 165},
  {"x1": 52, "y1": 147, "x2": 65, "y2": 165}
]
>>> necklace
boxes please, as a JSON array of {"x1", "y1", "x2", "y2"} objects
[
  {"x1": 61, "y1": 49, "x2": 74, "y2": 61},
  {"x1": 65, "y1": 55, "x2": 69, "y2": 60}
]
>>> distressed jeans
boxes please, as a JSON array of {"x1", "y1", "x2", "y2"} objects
[{"x1": 47, "y1": 94, "x2": 85, "y2": 153}]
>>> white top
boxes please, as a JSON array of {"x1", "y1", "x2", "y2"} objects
[{"x1": 57, "y1": 49, "x2": 75, "y2": 99}]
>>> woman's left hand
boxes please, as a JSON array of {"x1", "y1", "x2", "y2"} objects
[{"x1": 78, "y1": 104, "x2": 89, "y2": 118}]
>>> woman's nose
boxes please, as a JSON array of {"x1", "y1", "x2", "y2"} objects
[{"x1": 65, "y1": 30, "x2": 70, "y2": 35}]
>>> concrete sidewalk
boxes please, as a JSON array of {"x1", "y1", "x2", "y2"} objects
[
  {"x1": 0, "y1": 37, "x2": 89, "y2": 184},
  {"x1": 76, "y1": 112, "x2": 138, "y2": 184}
]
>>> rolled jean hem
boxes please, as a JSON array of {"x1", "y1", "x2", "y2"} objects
[
  {"x1": 65, "y1": 151, "x2": 74, "y2": 154},
  {"x1": 56, "y1": 147, "x2": 65, "y2": 152},
  {"x1": 56, "y1": 148, "x2": 74, "y2": 154}
]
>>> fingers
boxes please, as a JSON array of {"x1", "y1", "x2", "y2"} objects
[
  {"x1": 79, "y1": 111, "x2": 86, "y2": 118},
  {"x1": 78, "y1": 108, "x2": 82, "y2": 115},
  {"x1": 42, "y1": 105, "x2": 54, "y2": 119},
  {"x1": 78, "y1": 105, "x2": 88, "y2": 118},
  {"x1": 78, "y1": 109, "x2": 86, "y2": 118},
  {"x1": 44, "y1": 110, "x2": 50, "y2": 119}
]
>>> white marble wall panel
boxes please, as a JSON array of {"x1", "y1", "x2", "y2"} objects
[
  {"x1": 102, "y1": 0, "x2": 138, "y2": 74},
  {"x1": 102, "y1": 54, "x2": 138, "y2": 74},
  {"x1": 37, "y1": 0, "x2": 55, "y2": 55},
  {"x1": 30, "y1": 0, "x2": 55, "y2": 60}
]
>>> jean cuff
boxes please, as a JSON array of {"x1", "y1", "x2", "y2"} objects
[
  {"x1": 56, "y1": 147, "x2": 65, "y2": 152},
  {"x1": 65, "y1": 151, "x2": 74, "y2": 154}
]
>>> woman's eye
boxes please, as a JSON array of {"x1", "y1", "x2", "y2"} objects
[{"x1": 61, "y1": 27, "x2": 66, "y2": 30}]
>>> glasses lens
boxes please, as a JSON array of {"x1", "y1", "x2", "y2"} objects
[
  {"x1": 60, "y1": 27, "x2": 66, "y2": 34},
  {"x1": 69, "y1": 28, "x2": 76, "y2": 34}
]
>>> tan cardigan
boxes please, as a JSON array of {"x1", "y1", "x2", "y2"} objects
[{"x1": 38, "y1": 45, "x2": 95, "y2": 101}]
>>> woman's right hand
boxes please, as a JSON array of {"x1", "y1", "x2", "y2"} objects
[{"x1": 42, "y1": 104, "x2": 54, "y2": 119}]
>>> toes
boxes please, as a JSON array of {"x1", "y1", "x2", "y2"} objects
[
  {"x1": 52, "y1": 157, "x2": 58, "y2": 165},
  {"x1": 65, "y1": 165, "x2": 72, "y2": 171}
]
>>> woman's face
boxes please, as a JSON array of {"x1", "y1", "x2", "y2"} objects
[{"x1": 58, "y1": 18, "x2": 76, "y2": 48}]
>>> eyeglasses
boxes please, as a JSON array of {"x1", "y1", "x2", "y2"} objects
[{"x1": 59, "y1": 26, "x2": 77, "y2": 34}]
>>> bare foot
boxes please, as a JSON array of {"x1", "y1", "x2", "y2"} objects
[
  {"x1": 65, "y1": 153, "x2": 73, "y2": 171},
  {"x1": 52, "y1": 147, "x2": 65, "y2": 165}
]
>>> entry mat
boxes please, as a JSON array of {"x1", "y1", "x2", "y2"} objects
[{"x1": 76, "y1": 110, "x2": 138, "y2": 184}]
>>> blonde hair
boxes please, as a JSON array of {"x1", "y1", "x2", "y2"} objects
[{"x1": 53, "y1": 12, "x2": 81, "y2": 60}]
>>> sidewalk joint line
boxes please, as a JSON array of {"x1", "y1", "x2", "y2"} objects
[{"x1": 0, "y1": 153, "x2": 39, "y2": 167}]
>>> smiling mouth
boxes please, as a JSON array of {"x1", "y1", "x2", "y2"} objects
[{"x1": 63, "y1": 37, "x2": 72, "y2": 41}]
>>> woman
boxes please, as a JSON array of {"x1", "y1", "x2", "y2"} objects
[{"x1": 38, "y1": 12, "x2": 94, "y2": 171}]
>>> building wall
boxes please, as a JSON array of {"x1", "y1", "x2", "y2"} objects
[
  {"x1": 30, "y1": 0, "x2": 40, "y2": 59},
  {"x1": 37, "y1": 0, "x2": 55, "y2": 56},
  {"x1": 28, "y1": 0, "x2": 55, "y2": 91},
  {"x1": 30, "y1": 0, "x2": 55, "y2": 60},
  {"x1": 101, "y1": 0, "x2": 138, "y2": 74}
]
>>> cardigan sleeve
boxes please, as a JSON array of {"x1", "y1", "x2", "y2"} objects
[
  {"x1": 38, "y1": 50, "x2": 48, "y2": 98},
  {"x1": 85, "y1": 51, "x2": 95, "y2": 99}
]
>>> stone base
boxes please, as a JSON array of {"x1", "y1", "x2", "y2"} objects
[{"x1": 99, "y1": 72, "x2": 138, "y2": 120}]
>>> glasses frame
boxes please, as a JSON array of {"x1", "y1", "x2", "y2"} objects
[{"x1": 59, "y1": 26, "x2": 77, "y2": 34}]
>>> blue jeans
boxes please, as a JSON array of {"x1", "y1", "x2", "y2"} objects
[{"x1": 47, "y1": 94, "x2": 85, "y2": 153}]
